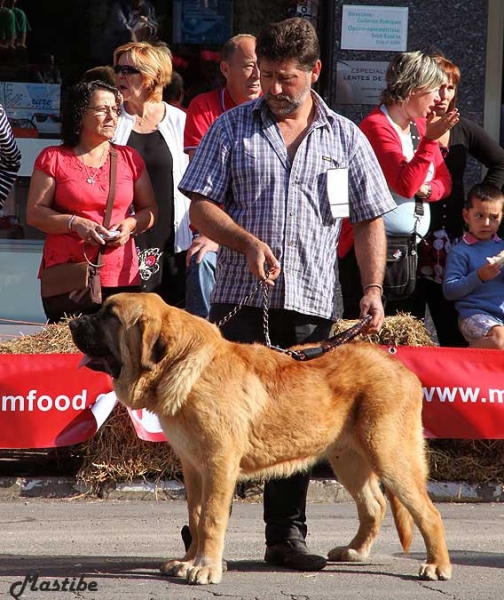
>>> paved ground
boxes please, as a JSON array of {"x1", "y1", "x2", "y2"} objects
[{"x1": 1, "y1": 498, "x2": 503, "y2": 600}]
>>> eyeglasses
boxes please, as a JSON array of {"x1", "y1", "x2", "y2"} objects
[
  {"x1": 86, "y1": 106, "x2": 121, "y2": 117},
  {"x1": 114, "y1": 65, "x2": 141, "y2": 76}
]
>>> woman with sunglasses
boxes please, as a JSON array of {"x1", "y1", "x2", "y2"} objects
[
  {"x1": 113, "y1": 41, "x2": 191, "y2": 308},
  {"x1": 26, "y1": 80, "x2": 157, "y2": 323}
]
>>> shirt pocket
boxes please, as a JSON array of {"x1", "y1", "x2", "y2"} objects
[{"x1": 230, "y1": 144, "x2": 281, "y2": 208}]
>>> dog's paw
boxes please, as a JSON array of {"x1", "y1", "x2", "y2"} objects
[
  {"x1": 159, "y1": 559, "x2": 193, "y2": 578},
  {"x1": 187, "y1": 564, "x2": 223, "y2": 585},
  {"x1": 418, "y1": 562, "x2": 452, "y2": 581},
  {"x1": 327, "y1": 545, "x2": 367, "y2": 562}
]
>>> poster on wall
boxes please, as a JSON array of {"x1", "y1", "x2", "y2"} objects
[
  {"x1": 341, "y1": 5, "x2": 408, "y2": 51},
  {"x1": 336, "y1": 60, "x2": 388, "y2": 105},
  {"x1": 0, "y1": 82, "x2": 61, "y2": 140},
  {"x1": 173, "y1": 0, "x2": 233, "y2": 45}
]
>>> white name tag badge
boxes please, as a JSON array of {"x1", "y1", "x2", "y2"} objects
[{"x1": 327, "y1": 167, "x2": 350, "y2": 218}]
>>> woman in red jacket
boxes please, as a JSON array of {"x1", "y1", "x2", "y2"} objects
[{"x1": 339, "y1": 51, "x2": 459, "y2": 319}]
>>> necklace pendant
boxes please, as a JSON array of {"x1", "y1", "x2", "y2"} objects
[{"x1": 86, "y1": 176, "x2": 95, "y2": 185}]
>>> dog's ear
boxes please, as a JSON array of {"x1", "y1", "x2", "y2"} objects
[{"x1": 139, "y1": 314, "x2": 167, "y2": 371}]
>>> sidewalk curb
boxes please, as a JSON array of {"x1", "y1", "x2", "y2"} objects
[{"x1": 1, "y1": 477, "x2": 503, "y2": 503}]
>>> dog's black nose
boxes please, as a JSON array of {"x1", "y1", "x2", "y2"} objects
[{"x1": 68, "y1": 319, "x2": 80, "y2": 331}]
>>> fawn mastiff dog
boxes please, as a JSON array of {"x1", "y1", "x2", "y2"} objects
[{"x1": 69, "y1": 292, "x2": 452, "y2": 585}]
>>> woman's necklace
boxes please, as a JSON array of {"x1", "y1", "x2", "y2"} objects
[
  {"x1": 79, "y1": 145, "x2": 108, "y2": 185},
  {"x1": 133, "y1": 104, "x2": 163, "y2": 130}
]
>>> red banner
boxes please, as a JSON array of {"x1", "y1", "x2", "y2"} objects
[
  {"x1": 1, "y1": 347, "x2": 504, "y2": 448},
  {"x1": 391, "y1": 346, "x2": 504, "y2": 439},
  {"x1": 0, "y1": 354, "x2": 113, "y2": 448}
]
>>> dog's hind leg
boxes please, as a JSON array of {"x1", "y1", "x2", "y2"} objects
[
  {"x1": 327, "y1": 448, "x2": 386, "y2": 562},
  {"x1": 377, "y1": 449, "x2": 452, "y2": 581},
  {"x1": 160, "y1": 460, "x2": 201, "y2": 578}
]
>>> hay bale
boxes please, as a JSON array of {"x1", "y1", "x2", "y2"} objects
[
  {"x1": 0, "y1": 319, "x2": 78, "y2": 354},
  {"x1": 0, "y1": 321, "x2": 181, "y2": 489},
  {"x1": 2, "y1": 316, "x2": 503, "y2": 488},
  {"x1": 333, "y1": 314, "x2": 504, "y2": 483},
  {"x1": 332, "y1": 312, "x2": 435, "y2": 347},
  {"x1": 74, "y1": 404, "x2": 181, "y2": 492}
]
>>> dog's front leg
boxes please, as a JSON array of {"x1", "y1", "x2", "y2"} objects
[
  {"x1": 186, "y1": 461, "x2": 239, "y2": 585},
  {"x1": 160, "y1": 460, "x2": 201, "y2": 578}
]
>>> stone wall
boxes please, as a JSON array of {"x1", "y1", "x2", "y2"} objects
[{"x1": 325, "y1": 0, "x2": 490, "y2": 186}]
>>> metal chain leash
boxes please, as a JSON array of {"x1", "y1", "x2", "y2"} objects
[
  {"x1": 216, "y1": 271, "x2": 271, "y2": 330},
  {"x1": 217, "y1": 269, "x2": 372, "y2": 361}
]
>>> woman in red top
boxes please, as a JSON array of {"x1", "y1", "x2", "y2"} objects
[
  {"x1": 339, "y1": 51, "x2": 458, "y2": 319},
  {"x1": 27, "y1": 80, "x2": 157, "y2": 323}
]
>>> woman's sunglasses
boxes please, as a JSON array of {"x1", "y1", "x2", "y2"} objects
[{"x1": 114, "y1": 65, "x2": 141, "y2": 76}]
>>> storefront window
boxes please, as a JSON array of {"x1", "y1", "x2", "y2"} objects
[{"x1": 0, "y1": 0, "x2": 310, "y2": 321}]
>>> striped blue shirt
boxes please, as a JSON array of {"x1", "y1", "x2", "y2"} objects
[
  {"x1": 0, "y1": 104, "x2": 21, "y2": 210},
  {"x1": 179, "y1": 92, "x2": 395, "y2": 320}
]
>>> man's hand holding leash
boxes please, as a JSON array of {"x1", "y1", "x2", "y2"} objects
[
  {"x1": 244, "y1": 239, "x2": 281, "y2": 286},
  {"x1": 359, "y1": 286, "x2": 385, "y2": 334},
  {"x1": 353, "y1": 216, "x2": 387, "y2": 334}
]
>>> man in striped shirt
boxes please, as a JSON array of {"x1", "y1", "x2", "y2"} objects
[{"x1": 179, "y1": 17, "x2": 395, "y2": 572}]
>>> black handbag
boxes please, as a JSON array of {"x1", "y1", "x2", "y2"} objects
[
  {"x1": 383, "y1": 120, "x2": 424, "y2": 302},
  {"x1": 383, "y1": 233, "x2": 418, "y2": 301},
  {"x1": 40, "y1": 148, "x2": 117, "y2": 318}
]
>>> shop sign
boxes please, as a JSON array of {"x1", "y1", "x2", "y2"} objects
[
  {"x1": 341, "y1": 5, "x2": 408, "y2": 51},
  {"x1": 336, "y1": 60, "x2": 388, "y2": 105},
  {"x1": 173, "y1": 0, "x2": 232, "y2": 45}
]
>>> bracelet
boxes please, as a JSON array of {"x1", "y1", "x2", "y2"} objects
[
  {"x1": 68, "y1": 215, "x2": 76, "y2": 231},
  {"x1": 363, "y1": 283, "x2": 384, "y2": 294}
]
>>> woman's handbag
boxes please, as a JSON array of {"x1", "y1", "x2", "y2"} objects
[
  {"x1": 40, "y1": 148, "x2": 117, "y2": 317},
  {"x1": 40, "y1": 261, "x2": 102, "y2": 316},
  {"x1": 382, "y1": 120, "x2": 425, "y2": 302},
  {"x1": 383, "y1": 233, "x2": 418, "y2": 301}
]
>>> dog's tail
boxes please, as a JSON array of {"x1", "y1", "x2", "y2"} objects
[{"x1": 385, "y1": 489, "x2": 414, "y2": 553}]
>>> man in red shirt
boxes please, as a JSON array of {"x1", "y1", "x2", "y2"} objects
[{"x1": 184, "y1": 34, "x2": 260, "y2": 318}]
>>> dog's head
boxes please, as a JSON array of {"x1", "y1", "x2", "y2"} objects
[
  {"x1": 69, "y1": 293, "x2": 182, "y2": 378},
  {"x1": 69, "y1": 292, "x2": 220, "y2": 412}
]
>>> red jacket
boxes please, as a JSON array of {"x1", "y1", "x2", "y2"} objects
[
  {"x1": 359, "y1": 106, "x2": 451, "y2": 200},
  {"x1": 338, "y1": 107, "x2": 452, "y2": 259}
]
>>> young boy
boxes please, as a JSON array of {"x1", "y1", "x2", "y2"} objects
[{"x1": 443, "y1": 183, "x2": 504, "y2": 349}]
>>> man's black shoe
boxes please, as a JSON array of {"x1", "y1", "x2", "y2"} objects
[
  {"x1": 264, "y1": 540, "x2": 327, "y2": 571},
  {"x1": 181, "y1": 525, "x2": 192, "y2": 552}
]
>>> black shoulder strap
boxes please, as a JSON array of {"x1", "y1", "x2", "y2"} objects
[{"x1": 409, "y1": 121, "x2": 424, "y2": 217}]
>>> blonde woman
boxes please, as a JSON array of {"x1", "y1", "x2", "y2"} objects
[
  {"x1": 113, "y1": 40, "x2": 190, "y2": 307},
  {"x1": 358, "y1": 51, "x2": 458, "y2": 318}
]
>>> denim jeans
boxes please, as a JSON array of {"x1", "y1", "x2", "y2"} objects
[{"x1": 185, "y1": 251, "x2": 217, "y2": 319}]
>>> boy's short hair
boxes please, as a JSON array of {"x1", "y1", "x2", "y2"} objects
[{"x1": 465, "y1": 183, "x2": 504, "y2": 209}]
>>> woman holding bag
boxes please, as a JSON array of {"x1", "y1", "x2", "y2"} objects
[
  {"x1": 27, "y1": 80, "x2": 157, "y2": 323},
  {"x1": 340, "y1": 51, "x2": 457, "y2": 319}
]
